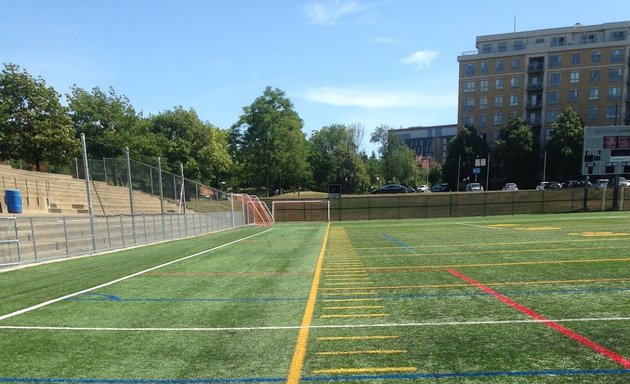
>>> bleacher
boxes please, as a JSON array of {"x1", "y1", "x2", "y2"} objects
[{"x1": 0, "y1": 164, "x2": 183, "y2": 216}]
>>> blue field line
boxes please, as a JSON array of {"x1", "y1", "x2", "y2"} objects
[
  {"x1": 2, "y1": 369, "x2": 630, "y2": 383},
  {"x1": 65, "y1": 294, "x2": 307, "y2": 303},
  {"x1": 382, "y1": 233, "x2": 414, "y2": 251}
]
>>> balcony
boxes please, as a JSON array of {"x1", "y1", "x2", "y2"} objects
[
  {"x1": 527, "y1": 83, "x2": 543, "y2": 92},
  {"x1": 526, "y1": 103, "x2": 542, "y2": 110},
  {"x1": 527, "y1": 63, "x2": 545, "y2": 73}
]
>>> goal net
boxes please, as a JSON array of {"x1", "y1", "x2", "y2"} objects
[
  {"x1": 272, "y1": 200, "x2": 330, "y2": 222},
  {"x1": 235, "y1": 194, "x2": 274, "y2": 226}
]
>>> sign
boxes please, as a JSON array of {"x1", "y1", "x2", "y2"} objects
[
  {"x1": 582, "y1": 125, "x2": 630, "y2": 176},
  {"x1": 473, "y1": 167, "x2": 481, "y2": 174}
]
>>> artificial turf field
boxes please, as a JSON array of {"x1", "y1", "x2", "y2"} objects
[{"x1": 1, "y1": 212, "x2": 630, "y2": 383}]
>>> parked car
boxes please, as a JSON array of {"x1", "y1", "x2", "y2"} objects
[
  {"x1": 619, "y1": 177, "x2": 630, "y2": 187},
  {"x1": 595, "y1": 179, "x2": 610, "y2": 189},
  {"x1": 371, "y1": 184, "x2": 413, "y2": 194},
  {"x1": 535, "y1": 181, "x2": 548, "y2": 190},
  {"x1": 465, "y1": 182, "x2": 483, "y2": 191},
  {"x1": 430, "y1": 183, "x2": 450, "y2": 192},
  {"x1": 536, "y1": 181, "x2": 561, "y2": 190},
  {"x1": 416, "y1": 184, "x2": 429, "y2": 192},
  {"x1": 502, "y1": 182, "x2": 518, "y2": 191}
]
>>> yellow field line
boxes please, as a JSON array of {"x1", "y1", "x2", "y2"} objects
[
  {"x1": 320, "y1": 298, "x2": 383, "y2": 303},
  {"x1": 286, "y1": 223, "x2": 331, "y2": 384},
  {"x1": 320, "y1": 277, "x2": 630, "y2": 291},
  {"x1": 316, "y1": 349, "x2": 407, "y2": 356},
  {"x1": 360, "y1": 246, "x2": 628, "y2": 258},
  {"x1": 312, "y1": 367, "x2": 417, "y2": 374},
  {"x1": 321, "y1": 313, "x2": 389, "y2": 318},
  {"x1": 323, "y1": 257, "x2": 630, "y2": 273},
  {"x1": 317, "y1": 335, "x2": 398, "y2": 341}
]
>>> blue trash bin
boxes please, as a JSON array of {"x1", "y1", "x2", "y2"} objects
[{"x1": 5, "y1": 189, "x2": 22, "y2": 214}]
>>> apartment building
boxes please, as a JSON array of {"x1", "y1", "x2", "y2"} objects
[
  {"x1": 457, "y1": 21, "x2": 630, "y2": 151},
  {"x1": 389, "y1": 124, "x2": 457, "y2": 163}
]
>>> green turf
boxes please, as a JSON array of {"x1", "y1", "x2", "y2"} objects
[{"x1": 1, "y1": 213, "x2": 630, "y2": 383}]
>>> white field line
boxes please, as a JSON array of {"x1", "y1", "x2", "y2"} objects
[
  {"x1": 456, "y1": 223, "x2": 504, "y2": 230},
  {"x1": 0, "y1": 229, "x2": 273, "y2": 322},
  {"x1": 2, "y1": 316, "x2": 630, "y2": 332}
]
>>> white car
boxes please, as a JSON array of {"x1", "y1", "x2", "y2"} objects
[
  {"x1": 619, "y1": 177, "x2": 630, "y2": 187},
  {"x1": 535, "y1": 182, "x2": 549, "y2": 190},
  {"x1": 416, "y1": 185, "x2": 429, "y2": 192},
  {"x1": 502, "y1": 182, "x2": 518, "y2": 191}
]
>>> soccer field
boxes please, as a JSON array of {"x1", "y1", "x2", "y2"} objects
[{"x1": 1, "y1": 212, "x2": 630, "y2": 383}]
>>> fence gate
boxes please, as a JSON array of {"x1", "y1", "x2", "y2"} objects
[{"x1": 0, "y1": 217, "x2": 20, "y2": 267}]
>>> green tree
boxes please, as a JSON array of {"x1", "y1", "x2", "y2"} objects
[
  {"x1": 495, "y1": 117, "x2": 537, "y2": 186},
  {"x1": 442, "y1": 125, "x2": 488, "y2": 190},
  {"x1": 370, "y1": 125, "x2": 417, "y2": 187},
  {"x1": 232, "y1": 86, "x2": 309, "y2": 196},
  {"x1": 66, "y1": 85, "x2": 140, "y2": 157},
  {"x1": 545, "y1": 107, "x2": 584, "y2": 180},
  {"x1": 0, "y1": 63, "x2": 79, "y2": 171}
]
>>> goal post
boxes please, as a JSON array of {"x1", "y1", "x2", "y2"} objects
[{"x1": 271, "y1": 200, "x2": 331, "y2": 222}]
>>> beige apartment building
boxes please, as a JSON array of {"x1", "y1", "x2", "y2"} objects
[{"x1": 457, "y1": 21, "x2": 630, "y2": 151}]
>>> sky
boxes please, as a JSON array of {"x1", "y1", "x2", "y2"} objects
[{"x1": 2, "y1": 0, "x2": 630, "y2": 154}]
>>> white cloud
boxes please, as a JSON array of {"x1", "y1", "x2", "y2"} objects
[
  {"x1": 372, "y1": 36, "x2": 405, "y2": 45},
  {"x1": 303, "y1": 1, "x2": 367, "y2": 25},
  {"x1": 303, "y1": 86, "x2": 456, "y2": 109},
  {"x1": 402, "y1": 50, "x2": 439, "y2": 70}
]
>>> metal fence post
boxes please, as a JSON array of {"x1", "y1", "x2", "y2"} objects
[
  {"x1": 81, "y1": 133, "x2": 97, "y2": 252},
  {"x1": 125, "y1": 147, "x2": 136, "y2": 244},
  {"x1": 62, "y1": 217, "x2": 69, "y2": 256}
]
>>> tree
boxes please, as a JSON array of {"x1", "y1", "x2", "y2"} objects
[
  {"x1": 232, "y1": 86, "x2": 309, "y2": 196},
  {"x1": 0, "y1": 63, "x2": 79, "y2": 171},
  {"x1": 495, "y1": 117, "x2": 537, "y2": 187},
  {"x1": 66, "y1": 85, "x2": 140, "y2": 158},
  {"x1": 442, "y1": 125, "x2": 488, "y2": 190},
  {"x1": 545, "y1": 107, "x2": 584, "y2": 180},
  {"x1": 308, "y1": 123, "x2": 369, "y2": 194},
  {"x1": 370, "y1": 125, "x2": 417, "y2": 186}
]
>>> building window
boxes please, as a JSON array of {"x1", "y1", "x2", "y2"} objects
[
  {"x1": 549, "y1": 55, "x2": 562, "y2": 68},
  {"x1": 608, "y1": 87, "x2": 622, "y2": 100},
  {"x1": 610, "y1": 30, "x2": 627, "y2": 41},
  {"x1": 463, "y1": 81, "x2": 475, "y2": 92},
  {"x1": 590, "y1": 69, "x2": 600, "y2": 82},
  {"x1": 610, "y1": 49, "x2": 624, "y2": 63},
  {"x1": 493, "y1": 114, "x2": 503, "y2": 126},
  {"x1": 480, "y1": 62, "x2": 488, "y2": 74},
  {"x1": 513, "y1": 40, "x2": 524, "y2": 50},
  {"x1": 587, "y1": 107, "x2": 598, "y2": 119},
  {"x1": 535, "y1": 38, "x2": 545, "y2": 44},
  {"x1": 591, "y1": 51, "x2": 601, "y2": 63},
  {"x1": 588, "y1": 88, "x2": 599, "y2": 100},
  {"x1": 509, "y1": 95, "x2": 519, "y2": 107},
  {"x1": 479, "y1": 97, "x2": 488, "y2": 110},
  {"x1": 464, "y1": 64, "x2": 475, "y2": 76},
  {"x1": 607, "y1": 106, "x2": 620, "y2": 119},
  {"x1": 495, "y1": 78, "x2": 504, "y2": 90},
  {"x1": 510, "y1": 76, "x2": 520, "y2": 88},
  {"x1": 547, "y1": 110, "x2": 560, "y2": 123},
  {"x1": 478, "y1": 115, "x2": 487, "y2": 128},
  {"x1": 463, "y1": 98, "x2": 475, "y2": 112},
  {"x1": 609, "y1": 68, "x2": 623, "y2": 82},
  {"x1": 480, "y1": 80, "x2": 488, "y2": 92},
  {"x1": 494, "y1": 96, "x2": 503, "y2": 107},
  {"x1": 550, "y1": 36, "x2": 566, "y2": 46},
  {"x1": 569, "y1": 71, "x2": 580, "y2": 84},
  {"x1": 498, "y1": 42, "x2": 507, "y2": 52},
  {"x1": 511, "y1": 58, "x2": 520, "y2": 71},
  {"x1": 547, "y1": 91, "x2": 561, "y2": 105},
  {"x1": 482, "y1": 44, "x2": 492, "y2": 54},
  {"x1": 495, "y1": 60, "x2": 504, "y2": 72},
  {"x1": 568, "y1": 89, "x2": 579, "y2": 102},
  {"x1": 571, "y1": 53, "x2": 581, "y2": 64},
  {"x1": 548, "y1": 73, "x2": 561, "y2": 86},
  {"x1": 582, "y1": 34, "x2": 597, "y2": 44}
]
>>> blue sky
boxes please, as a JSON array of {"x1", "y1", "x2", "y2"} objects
[{"x1": 2, "y1": 0, "x2": 630, "y2": 154}]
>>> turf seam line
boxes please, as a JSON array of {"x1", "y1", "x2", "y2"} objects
[
  {"x1": 448, "y1": 268, "x2": 630, "y2": 369},
  {"x1": 0, "y1": 229, "x2": 273, "y2": 322}
]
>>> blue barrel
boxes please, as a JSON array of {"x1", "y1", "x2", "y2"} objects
[{"x1": 5, "y1": 189, "x2": 22, "y2": 214}]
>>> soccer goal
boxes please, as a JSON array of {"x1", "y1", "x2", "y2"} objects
[
  {"x1": 235, "y1": 194, "x2": 274, "y2": 226},
  {"x1": 271, "y1": 200, "x2": 330, "y2": 222}
]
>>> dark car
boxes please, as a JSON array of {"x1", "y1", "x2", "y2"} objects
[
  {"x1": 430, "y1": 183, "x2": 450, "y2": 192},
  {"x1": 371, "y1": 184, "x2": 413, "y2": 194}
]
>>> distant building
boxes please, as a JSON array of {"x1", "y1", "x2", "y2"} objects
[
  {"x1": 389, "y1": 124, "x2": 457, "y2": 164},
  {"x1": 457, "y1": 21, "x2": 630, "y2": 151}
]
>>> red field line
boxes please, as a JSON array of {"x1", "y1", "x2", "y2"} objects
[{"x1": 448, "y1": 268, "x2": 630, "y2": 369}]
